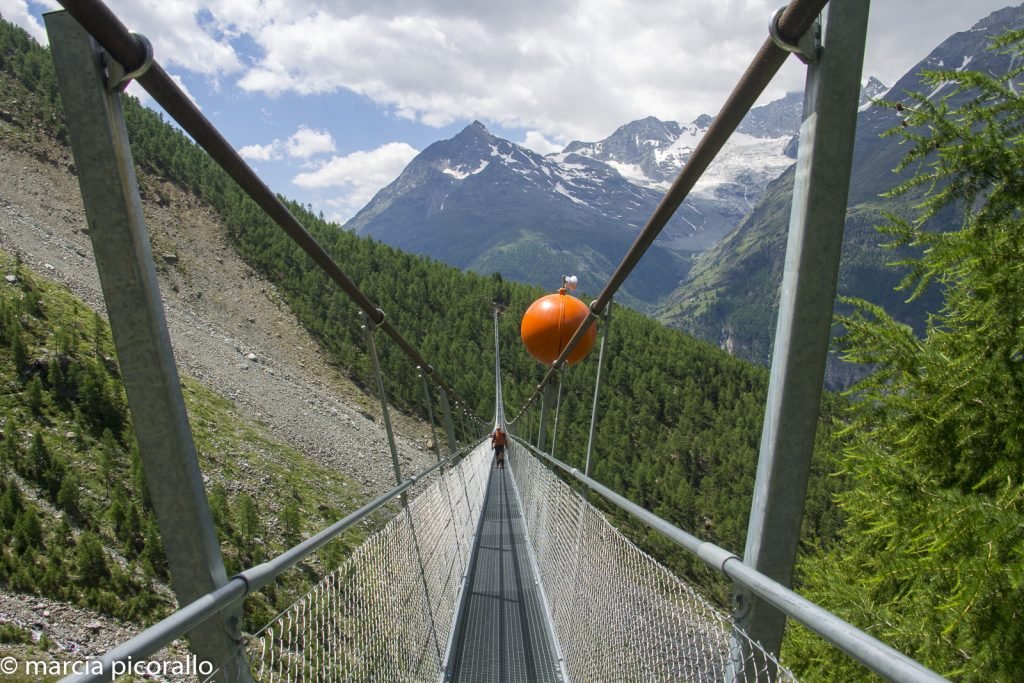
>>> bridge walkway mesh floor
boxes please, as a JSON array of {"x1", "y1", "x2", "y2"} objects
[{"x1": 450, "y1": 466, "x2": 561, "y2": 683}]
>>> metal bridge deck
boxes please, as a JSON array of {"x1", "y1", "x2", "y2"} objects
[{"x1": 449, "y1": 466, "x2": 561, "y2": 683}]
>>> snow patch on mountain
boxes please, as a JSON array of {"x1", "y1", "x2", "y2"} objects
[
  {"x1": 691, "y1": 132, "x2": 795, "y2": 206},
  {"x1": 603, "y1": 160, "x2": 648, "y2": 185},
  {"x1": 442, "y1": 159, "x2": 489, "y2": 179},
  {"x1": 554, "y1": 182, "x2": 590, "y2": 206}
]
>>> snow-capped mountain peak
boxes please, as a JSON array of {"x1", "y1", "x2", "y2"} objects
[{"x1": 558, "y1": 91, "x2": 804, "y2": 212}]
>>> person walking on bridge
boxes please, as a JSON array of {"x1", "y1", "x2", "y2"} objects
[{"x1": 491, "y1": 427, "x2": 507, "y2": 469}]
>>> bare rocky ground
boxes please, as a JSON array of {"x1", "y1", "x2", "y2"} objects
[{"x1": 0, "y1": 134, "x2": 445, "y2": 670}]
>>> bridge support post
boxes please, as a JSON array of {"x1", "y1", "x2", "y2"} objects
[
  {"x1": 536, "y1": 380, "x2": 556, "y2": 451},
  {"x1": 732, "y1": 0, "x2": 870, "y2": 677},
  {"x1": 44, "y1": 11, "x2": 251, "y2": 681},
  {"x1": 584, "y1": 300, "x2": 612, "y2": 477},
  {"x1": 439, "y1": 388, "x2": 459, "y2": 456},
  {"x1": 421, "y1": 374, "x2": 444, "y2": 463},
  {"x1": 550, "y1": 375, "x2": 564, "y2": 459},
  {"x1": 363, "y1": 313, "x2": 406, "y2": 503}
]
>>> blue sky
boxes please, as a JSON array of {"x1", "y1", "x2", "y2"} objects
[{"x1": 2, "y1": 0, "x2": 1016, "y2": 223}]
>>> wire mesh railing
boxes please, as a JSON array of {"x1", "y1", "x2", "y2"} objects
[
  {"x1": 506, "y1": 439, "x2": 794, "y2": 682},
  {"x1": 248, "y1": 442, "x2": 492, "y2": 682}
]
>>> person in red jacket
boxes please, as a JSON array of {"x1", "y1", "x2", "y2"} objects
[{"x1": 491, "y1": 427, "x2": 507, "y2": 469}]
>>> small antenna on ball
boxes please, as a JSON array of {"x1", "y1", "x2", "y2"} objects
[{"x1": 562, "y1": 275, "x2": 578, "y2": 291}]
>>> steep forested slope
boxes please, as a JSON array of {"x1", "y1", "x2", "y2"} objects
[{"x1": 0, "y1": 252, "x2": 368, "y2": 635}]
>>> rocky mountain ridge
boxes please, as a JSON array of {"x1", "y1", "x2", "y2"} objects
[{"x1": 346, "y1": 88, "x2": 825, "y2": 306}]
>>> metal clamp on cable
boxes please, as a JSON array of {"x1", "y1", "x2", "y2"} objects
[
  {"x1": 769, "y1": 7, "x2": 820, "y2": 64},
  {"x1": 362, "y1": 308, "x2": 386, "y2": 331},
  {"x1": 105, "y1": 32, "x2": 153, "y2": 92}
]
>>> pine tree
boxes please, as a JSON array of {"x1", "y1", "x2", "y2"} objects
[
  {"x1": 29, "y1": 430, "x2": 49, "y2": 482},
  {"x1": 0, "y1": 421, "x2": 18, "y2": 475},
  {"x1": 57, "y1": 471, "x2": 80, "y2": 519},
  {"x1": 281, "y1": 499, "x2": 301, "y2": 548},
  {"x1": 9, "y1": 327, "x2": 26, "y2": 375},
  {"x1": 787, "y1": 30, "x2": 1024, "y2": 681},
  {"x1": 13, "y1": 507, "x2": 42, "y2": 554},
  {"x1": 237, "y1": 493, "x2": 261, "y2": 563},
  {"x1": 76, "y1": 531, "x2": 110, "y2": 588},
  {"x1": 25, "y1": 374, "x2": 43, "y2": 414}
]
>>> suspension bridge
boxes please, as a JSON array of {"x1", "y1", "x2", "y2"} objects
[{"x1": 37, "y1": 0, "x2": 951, "y2": 680}]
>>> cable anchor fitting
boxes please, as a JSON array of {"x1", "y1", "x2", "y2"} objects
[
  {"x1": 769, "y1": 7, "x2": 820, "y2": 64},
  {"x1": 105, "y1": 33, "x2": 154, "y2": 92},
  {"x1": 362, "y1": 308, "x2": 386, "y2": 332}
]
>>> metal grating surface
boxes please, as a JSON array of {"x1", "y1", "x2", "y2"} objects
[{"x1": 450, "y1": 467, "x2": 561, "y2": 683}]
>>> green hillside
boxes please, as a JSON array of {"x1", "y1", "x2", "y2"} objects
[
  {"x1": 655, "y1": 164, "x2": 946, "y2": 383},
  {"x1": 0, "y1": 251, "x2": 368, "y2": 636}
]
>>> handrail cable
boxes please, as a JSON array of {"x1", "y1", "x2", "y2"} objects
[
  {"x1": 53, "y1": 0, "x2": 479, "y2": 421},
  {"x1": 509, "y1": 0, "x2": 828, "y2": 425},
  {"x1": 59, "y1": 442, "x2": 480, "y2": 683},
  {"x1": 517, "y1": 436, "x2": 949, "y2": 683}
]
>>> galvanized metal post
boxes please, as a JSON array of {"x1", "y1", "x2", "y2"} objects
[
  {"x1": 733, "y1": 0, "x2": 870, "y2": 674},
  {"x1": 493, "y1": 308, "x2": 505, "y2": 426},
  {"x1": 363, "y1": 317, "x2": 441, "y2": 657},
  {"x1": 584, "y1": 301, "x2": 612, "y2": 477},
  {"x1": 426, "y1": 374, "x2": 469, "y2": 577},
  {"x1": 549, "y1": 375, "x2": 564, "y2": 460},
  {"x1": 536, "y1": 382, "x2": 553, "y2": 451},
  {"x1": 458, "y1": 408, "x2": 468, "y2": 444},
  {"x1": 439, "y1": 387, "x2": 459, "y2": 456},
  {"x1": 363, "y1": 312, "x2": 406, "y2": 503},
  {"x1": 44, "y1": 11, "x2": 250, "y2": 681},
  {"x1": 421, "y1": 373, "x2": 443, "y2": 464}
]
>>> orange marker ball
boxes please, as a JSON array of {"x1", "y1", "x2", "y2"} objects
[{"x1": 520, "y1": 290, "x2": 597, "y2": 365}]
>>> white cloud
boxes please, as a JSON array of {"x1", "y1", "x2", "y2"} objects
[
  {"x1": 293, "y1": 142, "x2": 419, "y2": 222},
  {"x1": 237, "y1": 125, "x2": 336, "y2": 162},
  {"x1": 238, "y1": 141, "x2": 280, "y2": 161},
  {"x1": 521, "y1": 131, "x2": 564, "y2": 155},
  {"x1": 168, "y1": 73, "x2": 200, "y2": 108},
  {"x1": 223, "y1": 0, "x2": 807, "y2": 143},
  {"x1": 0, "y1": 0, "x2": 49, "y2": 44},
  {"x1": 102, "y1": 0, "x2": 241, "y2": 77},
  {"x1": 125, "y1": 80, "x2": 153, "y2": 107},
  {"x1": 286, "y1": 126, "x2": 335, "y2": 158},
  {"x1": 216, "y1": 0, "x2": 1011, "y2": 146},
  {"x1": 7, "y1": 0, "x2": 1010, "y2": 156}
]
